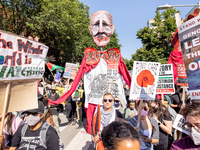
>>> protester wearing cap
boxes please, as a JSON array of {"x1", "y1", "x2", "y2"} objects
[
  {"x1": 170, "y1": 103, "x2": 200, "y2": 150},
  {"x1": 10, "y1": 101, "x2": 59, "y2": 150},
  {"x1": 170, "y1": 86, "x2": 189, "y2": 113},
  {"x1": 49, "y1": 84, "x2": 60, "y2": 132}
]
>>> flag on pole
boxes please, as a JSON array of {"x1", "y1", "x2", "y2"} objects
[{"x1": 46, "y1": 62, "x2": 64, "y2": 72}]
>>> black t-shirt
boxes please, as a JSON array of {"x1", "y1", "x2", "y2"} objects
[
  {"x1": 154, "y1": 114, "x2": 172, "y2": 150},
  {"x1": 170, "y1": 93, "x2": 189, "y2": 113},
  {"x1": 170, "y1": 93, "x2": 181, "y2": 113},
  {"x1": 11, "y1": 122, "x2": 59, "y2": 150}
]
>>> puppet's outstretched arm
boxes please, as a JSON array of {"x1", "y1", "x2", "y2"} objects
[
  {"x1": 48, "y1": 57, "x2": 86, "y2": 105},
  {"x1": 118, "y1": 55, "x2": 131, "y2": 88},
  {"x1": 49, "y1": 56, "x2": 98, "y2": 105}
]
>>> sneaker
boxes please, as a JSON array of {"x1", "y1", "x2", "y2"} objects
[
  {"x1": 72, "y1": 121, "x2": 76, "y2": 126},
  {"x1": 76, "y1": 126, "x2": 83, "y2": 129},
  {"x1": 68, "y1": 121, "x2": 72, "y2": 125}
]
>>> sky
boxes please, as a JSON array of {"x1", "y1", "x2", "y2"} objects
[{"x1": 79, "y1": 0, "x2": 200, "y2": 60}]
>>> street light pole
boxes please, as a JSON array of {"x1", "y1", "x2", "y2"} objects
[{"x1": 157, "y1": 3, "x2": 200, "y2": 10}]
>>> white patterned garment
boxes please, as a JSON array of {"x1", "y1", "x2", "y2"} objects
[{"x1": 84, "y1": 58, "x2": 125, "y2": 108}]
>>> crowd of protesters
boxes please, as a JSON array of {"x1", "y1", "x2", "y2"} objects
[
  {"x1": 91, "y1": 85, "x2": 200, "y2": 150},
  {"x1": 1, "y1": 79, "x2": 200, "y2": 150}
]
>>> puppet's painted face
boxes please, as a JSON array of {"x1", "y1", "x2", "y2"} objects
[{"x1": 89, "y1": 11, "x2": 115, "y2": 47}]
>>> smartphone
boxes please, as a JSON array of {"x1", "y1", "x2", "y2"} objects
[{"x1": 140, "y1": 135, "x2": 148, "y2": 139}]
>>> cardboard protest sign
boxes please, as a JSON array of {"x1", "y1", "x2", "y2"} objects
[
  {"x1": 55, "y1": 72, "x2": 61, "y2": 83},
  {"x1": 0, "y1": 30, "x2": 48, "y2": 81},
  {"x1": 0, "y1": 80, "x2": 38, "y2": 113},
  {"x1": 178, "y1": 15, "x2": 200, "y2": 99},
  {"x1": 130, "y1": 61, "x2": 160, "y2": 100},
  {"x1": 156, "y1": 64, "x2": 175, "y2": 94},
  {"x1": 173, "y1": 114, "x2": 189, "y2": 135},
  {"x1": 176, "y1": 64, "x2": 188, "y2": 86},
  {"x1": 38, "y1": 87, "x2": 44, "y2": 95},
  {"x1": 56, "y1": 87, "x2": 65, "y2": 97},
  {"x1": 63, "y1": 62, "x2": 77, "y2": 79}
]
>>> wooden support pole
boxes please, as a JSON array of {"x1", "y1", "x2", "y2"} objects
[
  {"x1": 42, "y1": 77, "x2": 48, "y2": 98},
  {"x1": 182, "y1": 86, "x2": 185, "y2": 106},
  {"x1": 161, "y1": 94, "x2": 164, "y2": 104},
  {"x1": 137, "y1": 100, "x2": 143, "y2": 127},
  {"x1": 0, "y1": 83, "x2": 10, "y2": 149},
  {"x1": 76, "y1": 102, "x2": 80, "y2": 121},
  {"x1": 108, "y1": 83, "x2": 112, "y2": 93},
  {"x1": 65, "y1": 78, "x2": 70, "y2": 93}
]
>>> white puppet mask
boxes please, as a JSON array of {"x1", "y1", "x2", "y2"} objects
[{"x1": 89, "y1": 11, "x2": 115, "y2": 47}]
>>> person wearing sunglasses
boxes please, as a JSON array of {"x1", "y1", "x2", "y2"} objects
[
  {"x1": 93, "y1": 93, "x2": 125, "y2": 145},
  {"x1": 128, "y1": 100, "x2": 159, "y2": 150},
  {"x1": 170, "y1": 103, "x2": 200, "y2": 150},
  {"x1": 9, "y1": 101, "x2": 59, "y2": 150}
]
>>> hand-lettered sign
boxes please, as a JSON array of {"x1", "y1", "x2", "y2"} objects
[
  {"x1": 177, "y1": 15, "x2": 200, "y2": 99},
  {"x1": 0, "y1": 30, "x2": 48, "y2": 81},
  {"x1": 176, "y1": 64, "x2": 188, "y2": 87},
  {"x1": 156, "y1": 64, "x2": 175, "y2": 94},
  {"x1": 130, "y1": 61, "x2": 160, "y2": 100},
  {"x1": 173, "y1": 114, "x2": 189, "y2": 135},
  {"x1": 63, "y1": 62, "x2": 77, "y2": 79}
]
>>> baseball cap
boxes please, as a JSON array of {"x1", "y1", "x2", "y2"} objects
[{"x1": 22, "y1": 101, "x2": 44, "y2": 114}]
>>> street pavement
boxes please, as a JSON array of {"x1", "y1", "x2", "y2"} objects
[{"x1": 58, "y1": 108, "x2": 94, "y2": 150}]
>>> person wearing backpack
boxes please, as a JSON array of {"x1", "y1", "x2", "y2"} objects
[{"x1": 9, "y1": 101, "x2": 59, "y2": 150}]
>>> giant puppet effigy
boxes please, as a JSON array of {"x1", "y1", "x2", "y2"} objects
[{"x1": 49, "y1": 10, "x2": 131, "y2": 134}]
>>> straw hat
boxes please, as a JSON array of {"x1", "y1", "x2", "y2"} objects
[{"x1": 49, "y1": 85, "x2": 57, "y2": 90}]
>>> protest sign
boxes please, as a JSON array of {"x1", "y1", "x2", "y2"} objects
[
  {"x1": 176, "y1": 64, "x2": 188, "y2": 86},
  {"x1": 63, "y1": 62, "x2": 77, "y2": 79},
  {"x1": 38, "y1": 87, "x2": 44, "y2": 95},
  {"x1": 0, "y1": 30, "x2": 48, "y2": 81},
  {"x1": 56, "y1": 87, "x2": 65, "y2": 97},
  {"x1": 178, "y1": 15, "x2": 200, "y2": 99},
  {"x1": 130, "y1": 61, "x2": 160, "y2": 100},
  {"x1": 173, "y1": 114, "x2": 189, "y2": 135},
  {"x1": 0, "y1": 80, "x2": 38, "y2": 113},
  {"x1": 55, "y1": 72, "x2": 61, "y2": 83},
  {"x1": 156, "y1": 64, "x2": 175, "y2": 94}
]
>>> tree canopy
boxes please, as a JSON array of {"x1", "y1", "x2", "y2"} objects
[
  {"x1": 0, "y1": 0, "x2": 121, "y2": 66},
  {"x1": 127, "y1": 8, "x2": 179, "y2": 70}
]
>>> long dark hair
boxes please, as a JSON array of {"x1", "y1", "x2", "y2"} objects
[
  {"x1": 5, "y1": 113, "x2": 14, "y2": 141},
  {"x1": 149, "y1": 98, "x2": 172, "y2": 120}
]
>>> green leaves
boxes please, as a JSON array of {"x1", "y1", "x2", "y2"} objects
[{"x1": 127, "y1": 8, "x2": 179, "y2": 70}]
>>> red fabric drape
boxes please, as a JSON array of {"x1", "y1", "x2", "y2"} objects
[
  {"x1": 48, "y1": 56, "x2": 98, "y2": 105},
  {"x1": 167, "y1": 50, "x2": 184, "y2": 83},
  {"x1": 118, "y1": 56, "x2": 132, "y2": 88}
]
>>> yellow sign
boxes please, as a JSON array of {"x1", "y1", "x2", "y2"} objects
[{"x1": 56, "y1": 87, "x2": 66, "y2": 104}]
